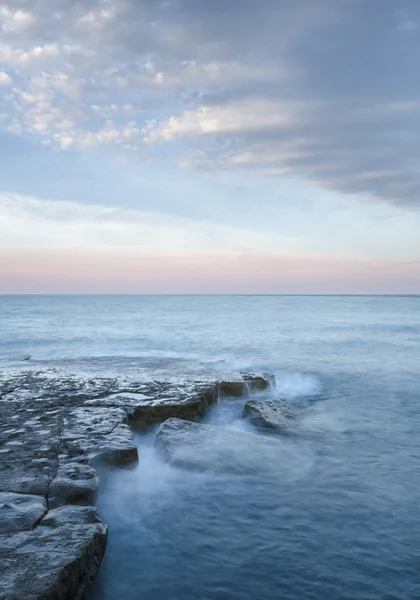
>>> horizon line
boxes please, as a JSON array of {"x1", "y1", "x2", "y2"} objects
[{"x1": 1, "y1": 293, "x2": 419, "y2": 298}]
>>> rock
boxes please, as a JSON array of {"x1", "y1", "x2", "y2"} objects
[
  {"x1": 61, "y1": 406, "x2": 127, "y2": 451},
  {"x1": 0, "y1": 368, "x2": 275, "y2": 598},
  {"x1": 40, "y1": 505, "x2": 102, "y2": 527},
  {"x1": 244, "y1": 373, "x2": 276, "y2": 391},
  {"x1": 218, "y1": 375, "x2": 274, "y2": 398},
  {"x1": 0, "y1": 522, "x2": 107, "y2": 600},
  {"x1": 126, "y1": 385, "x2": 218, "y2": 428},
  {"x1": 155, "y1": 418, "x2": 285, "y2": 475},
  {"x1": 92, "y1": 424, "x2": 138, "y2": 466},
  {"x1": 0, "y1": 493, "x2": 47, "y2": 534},
  {"x1": 62, "y1": 408, "x2": 138, "y2": 466},
  {"x1": 217, "y1": 381, "x2": 247, "y2": 397},
  {"x1": 48, "y1": 460, "x2": 99, "y2": 508},
  {"x1": 0, "y1": 458, "x2": 54, "y2": 496},
  {"x1": 242, "y1": 400, "x2": 295, "y2": 433},
  {"x1": 0, "y1": 406, "x2": 60, "y2": 496}
]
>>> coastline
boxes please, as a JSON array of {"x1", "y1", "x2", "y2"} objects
[{"x1": 0, "y1": 369, "x2": 271, "y2": 599}]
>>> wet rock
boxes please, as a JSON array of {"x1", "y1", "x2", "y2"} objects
[
  {"x1": 242, "y1": 400, "x2": 295, "y2": 433},
  {"x1": 92, "y1": 424, "x2": 138, "y2": 466},
  {"x1": 245, "y1": 373, "x2": 276, "y2": 390},
  {"x1": 0, "y1": 522, "x2": 107, "y2": 600},
  {"x1": 126, "y1": 385, "x2": 218, "y2": 428},
  {"x1": 217, "y1": 381, "x2": 247, "y2": 397},
  {"x1": 40, "y1": 505, "x2": 102, "y2": 527},
  {"x1": 0, "y1": 461, "x2": 54, "y2": 496},
  {"x1": 62, "y1": 408, "x2": 138, "y2": 466},
  {"x1": 0, "y1": 493, "x2": 47, "y2": 534},
  {"x1": 218, "y1": 374, "x2": 274, "y2": 398},
  {"x1": 84, "y1": 391, "x2": 153, "y2": 408},
  {"x1": 0, "y1": 368, "x2": 275, "y2": 598},
  {"x1": 0, "y1": 425, "x2": 58, "y2": 496},
  {"x1": 155, "y1": 418, "x2": 285, "y2": 475},
  {"x1": 62, "y1": 406, "x2": 128, "y2": 446},
  {"x1": 48, "y1": 460, "x2": 99, "y2": 508}
]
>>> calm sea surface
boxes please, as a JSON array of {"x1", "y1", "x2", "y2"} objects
[{"x1": 1, "y1": 295, "x2": 420, "y2": 600}]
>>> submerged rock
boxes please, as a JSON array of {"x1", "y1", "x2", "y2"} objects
[
  {"x1": 242, "y1": 400, "x2": 295, "y2": 433},
  {"x1": 0, "y1": 493, "x2": 47, "y2": 534},
  {"x1": 155, "y1": 418, "x2": 285, "y2": 475}
]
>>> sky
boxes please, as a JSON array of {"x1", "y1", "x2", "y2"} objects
[{"x1": 0, "y1": 0, "x2": 419, "y2": 294}]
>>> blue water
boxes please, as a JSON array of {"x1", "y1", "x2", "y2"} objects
[{"x1": 1, "y1": 295, "x2": 420, "y2": 599}]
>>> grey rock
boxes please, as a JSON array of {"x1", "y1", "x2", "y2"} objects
[
  {"x1": 0, "y1": 493, "x2": 47, "y2": 534},
  {"x1": 61, "y1": 408, "x2": 138, "y2": 466},
  {"x1": 92, "y1": 423, "x2": 138, "y2": 466},
  {"x1": 155, "y1": 418, "x2": 285, "y2": 475},
  {"x1": 48, "y1": 460, "x2": 99, "y2": 508},
  {"x1": 125, "y1": 385, "x2": 218, "y2": 428},
  {"x1": 40, "y1": 505, "x2": 102, "y2": 527},
  {"x1": 0, "y1": 523, "x2": 107, "y2": 600},
  {"x1": 0, "y1": 368, "x2": 274, "y2": 598},
  {"x1": 242, "y1": 400, "x2": 295, "y2": 433},
  {"x1": 0, "y1": 405, "x2": 60, "y2": 495}
]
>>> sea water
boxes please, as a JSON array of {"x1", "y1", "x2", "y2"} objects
[{"x1": 1, "y1": 295, "x2": 419, "y2": 599}]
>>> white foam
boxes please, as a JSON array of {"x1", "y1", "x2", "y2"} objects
[{"x1": 274, "y1": 371, "x2": 322, "y2": 399}]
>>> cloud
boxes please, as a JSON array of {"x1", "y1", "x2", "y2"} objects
[
  {"x1": 0, "y1": 42, "x2": 88, "y2": 68},
  {"x1": 0, "y1": 5, "x2": 37, "y2": 34},
  {"x1": 0, "y1": 70, "x2": 12, "y2": 85},
  {"x1": 0, "y1": 0, "x2": 419, "y2": 208},
  {"x1": 145, "y1": 99, "x2": 301, "y2": 142},
  {"x1": 0, "y1": 192, "x2": 303, "y2": 254}
]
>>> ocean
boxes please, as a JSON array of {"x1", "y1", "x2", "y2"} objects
[{"x1": 1, "y1": 295, "x2": 420, "y2": 599}]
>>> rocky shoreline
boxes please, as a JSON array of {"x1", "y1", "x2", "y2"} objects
[{"x1": 0, "y1": 369, "x2": 277, "y2": 599}]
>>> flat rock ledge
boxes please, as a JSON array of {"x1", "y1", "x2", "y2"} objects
[
  {"x1": 242, "y1": 400, "x2": 296, "y2": 433},
  {"x1": 0, "y1": 369, "x2": 272, "y2": 599}
]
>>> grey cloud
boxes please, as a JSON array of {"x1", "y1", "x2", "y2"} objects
[{"x1": 146, "y1": 0, "x2": 420, "y2": 208}]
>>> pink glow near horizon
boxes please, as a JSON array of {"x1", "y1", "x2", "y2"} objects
[{"x1": 1, "y1": 247, "x2": 419, "y2": 294}]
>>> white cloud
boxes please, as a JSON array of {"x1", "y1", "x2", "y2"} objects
[
  {"x1": 0, "y1": 5, "x2": 37, "y2": 34},
  {"x1": 79, "y1": 122, "x2": 142, "y2": 148},
  {"x1": 0, "y1": 192, "x2": 301, "y2": 254},
  {"x1": 50, "y1": 73, "x2": 83, "y2": 98},
  {"x1": 114, "y1": 59, "x2": 284, "y2": 90},
  {"x1": 77, "y1": 8, "x2": 116, "y2": 28},
  {"x1": 182, "y1": 139, "x2": 310, "y2": 170},
  {"x1": 52, "y1": 133, "x2": 75, "y2": 149},
  {"x1": 145, "y1": 99, "x2": 300, "y2": 142},
  {"x1": 0, "y1": 70, "x2": 12, "y2": 84},
  {"x1": 0, "y1": 42, "x2": 90, "y2": 68}
]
